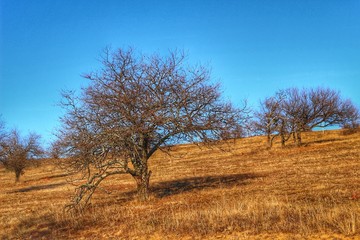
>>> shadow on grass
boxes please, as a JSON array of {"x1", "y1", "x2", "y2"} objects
[
  {"x1": 9, "y1": 182, "x2": 67, "y2": 193},
  {"x1": 23, "y1": 173, "x2": 74, "y2": 184},
  {"x1": 37, "y1": 173, "x2": 73, "y2": 181},
  {"x1": 9, "y1": 173, "x2": 260, "y2": 238},
  {"x1": 115, "y1": 173, "x2": 260, "y2": 202},
  {"x1": 304, "y1": 138, "x2": 342, "y2": 146},
  {"x1": 10, "y1": 213, "x2": 72, "y2": 240},
  {"x1": 151, "y1": 173, "x2": 259, "y2": 198}
]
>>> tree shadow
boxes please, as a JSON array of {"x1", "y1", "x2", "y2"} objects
[
  {"x1": 24, "y1": 173, "x2": 73, "y2": 183},
  {"x1": 151, "y1": 173, "x2": 259, "y2": 198},
  {"x1": 305, "y1": 138, "x2": 341, "y2": 146},
  {"x1": 9, "y1": 182, "x2": 67, "y2": 193},
  {"x1": 8, "y1": 174, "x2": 260, "y2": 238},
  {"x1": 9, "y1": 213, "x2": 70, "y2": 239},
  {"x1": 37, "y1": 173, "x2": 73, "y2": 181},
  {"x1": 113, "y1": 173, "x2": 260, "y2": 203}
]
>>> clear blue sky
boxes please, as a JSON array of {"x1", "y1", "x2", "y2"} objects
[{"x1": 1, "y1": 0, "x2": 359, "y2": 146}]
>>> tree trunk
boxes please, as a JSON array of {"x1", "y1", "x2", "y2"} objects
[
  {"x1": 292, "y1": 132, "x2": 296, "y2": 143},
  {"x1": 280, "y1": 122, "x2": 286, "y2": 147},
  {"x1": 15, "y1": 170, "x2": 21, "y2": 182},
  {"x1": 280, "y1": 133, "x2": 286, "y2": 147},
  {"x1": 295, "y1": 131, "x2": 302, "y2": 146},
  {"x1": 134, "y1": 170, "x2": 152, "y2": 201},
  {"x1": 267, "y1": 134, "x2": 272, "y2": 148}
]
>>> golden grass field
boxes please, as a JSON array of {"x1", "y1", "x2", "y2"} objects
[{"x1": 1, "y1": 129, "x2": 360, "y2": 239}]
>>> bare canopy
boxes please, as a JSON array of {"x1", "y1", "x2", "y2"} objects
[
  {"x1": 0, "y1": 128, "x2": 44, "y2": 182},
  {"x1": 253, "y1": 87, "x2": 359, "y2": 147},
  {"x1": 55, "y1": 48, "x2": 245, "y2": 210}
]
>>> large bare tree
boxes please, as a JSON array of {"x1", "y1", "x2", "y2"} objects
[
  {"x1": 55, "y1": 48, "x2": 245, "y2": 210},
  {"x1": 0, "y1": 129, "x2": 44, "y2": 182}
]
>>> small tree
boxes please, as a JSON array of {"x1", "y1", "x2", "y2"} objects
[
  {"x1": 48, "y1": 140, "x2": 62, "y2": 159},
  {"x1": 252, "y1": 91, "x2": 292, "y2": 148},
  {"x1": 0, "y1": 117, "x2": 6, "y2": 143},
  {"x1": 56, "y1": 48, "x2": 246, "y2": 210},
  {"x1": 0, "y1": 118, "x2": 7, "y2": 161},
  {"x1": 281, "y1": 88, "x2": 310, "y2": 145},
  {"x1": 0, "y1": 129, "x2": 44, "y2": 182},
  {"x1": 253, "y1": 96, "x2": 281, "y2": 148}
]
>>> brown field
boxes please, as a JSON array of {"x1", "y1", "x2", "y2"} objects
[{"x1": 1, "y1": 129, "x2": 360, "y2": 239}]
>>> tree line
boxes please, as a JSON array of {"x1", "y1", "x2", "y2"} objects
[
  {"x1": 0, "y1": 48, "x2": 359, "y2": 211},
  {"x1": 252, "y1": 87, "x2": 359, "y2": 148}
]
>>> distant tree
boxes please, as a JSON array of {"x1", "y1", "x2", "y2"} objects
[
  {"x1": 0, "y1": 129, "x2": 44, "y2": 182},
  {"x1": 280, "y1": 88, "x2": 310, "y2": 146},
  {"x1": 0, "y1": 117, "x2": 8, "y2": 168},
  {"x1": 252, "y1": 90, "x2": 293, "y2": 148},
  {"x1": 0, "y1": 117, "x2": 6, "y2": 143},
  {"x1": 253, "y1": 95, "x2": 281, "y2": 148},
  {"x1": 0, "y1": 118, "x2": 7, "y2": 161},
  {"x1": 49, "y1": 140, "x2": 62, "y2": 159},
  {"x1": 55, "y1": 48, "x2": 246, "y2": 210},
  {"x1": 255, "y1": 87, "x2": 359, "y2": 147},
  {"x1": 283, "y1": 87, "x2": 359, "y2": 145},
  {"x1": 339, "y1": 100, "x2": 360, "y2": 131}
]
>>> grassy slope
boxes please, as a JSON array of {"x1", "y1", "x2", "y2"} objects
[{"x1": 0, "y1": 129, "x2": 360, "y2": 239}]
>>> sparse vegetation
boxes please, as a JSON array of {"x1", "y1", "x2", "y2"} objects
[{"x1": 1, "y1": 129, "x2": 360, "y2": 239}]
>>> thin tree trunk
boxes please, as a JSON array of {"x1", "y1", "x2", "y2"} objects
[
  {"x1": 15, "y1": 170, "x2": 21, "y2": 182},
  {"x1": 267, "y1": 134, "x2": 272, "y2": 148},
  {"x1": 295, "y1": 131, "x2": 302, "y2": 146},
  {"x1": 292, "y1": 132, "x2": 296, "y2": 143},
  {"x1": 281, "y1": 133, "x2": 286, "y2": 147},
  {"x1": 280, "y1": 121, "x2": 286, "y2": 147}
]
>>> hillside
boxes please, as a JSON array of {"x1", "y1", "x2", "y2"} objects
[{"x1": 1, "y1": 129, "x2": 360, "y2": 239}]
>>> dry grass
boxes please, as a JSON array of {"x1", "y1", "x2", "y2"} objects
[{"x1": 1, "y1": 129, "x2": 360, "y2": 239}]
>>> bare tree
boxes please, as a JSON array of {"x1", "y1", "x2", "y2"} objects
[
  {"x1": 255, "y1": 87, "x2": 359, "y2": 147},
  {"x1": 0, "y1": 117, "x2": 6, "y2": 144},
  {"x1": 55, "y1": 48, "x2": 246, "y2": 210},
  {"x1": 283, "y1": 87, "x2": 359, "y2": 145},
  {"x1": 48, "y1": 140, "x2": 62, "y2": 159},
  {"x1": 0, "y1": 129, "x2": 44, "y2": 182},
  {"x1": 253, "y1": 96, "x2": 281, "y2": 148},
  {"x1": 252, "y1": 91, "x2": 292, "y2": 148},
  {"x1": 281, "y1": 88, "x2": 309, "y2": 146},
  {"x1": 0, "y1": 118, "x2": 7, "y2": 162},
  {"x1": 340, "y1": 100, "x2": 360, "y2": 132}
]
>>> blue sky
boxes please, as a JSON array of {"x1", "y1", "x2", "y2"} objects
[{"x1": 1, "y1": 0, "x2": 359, "y2": 146}]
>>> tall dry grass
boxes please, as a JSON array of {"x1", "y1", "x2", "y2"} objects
[
  {"x1": 1, "y1": 129, "x2": 360, "y2": 239},
  {"x1": 77, "y1": 193, "x2": 359, "y2": 236}
]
